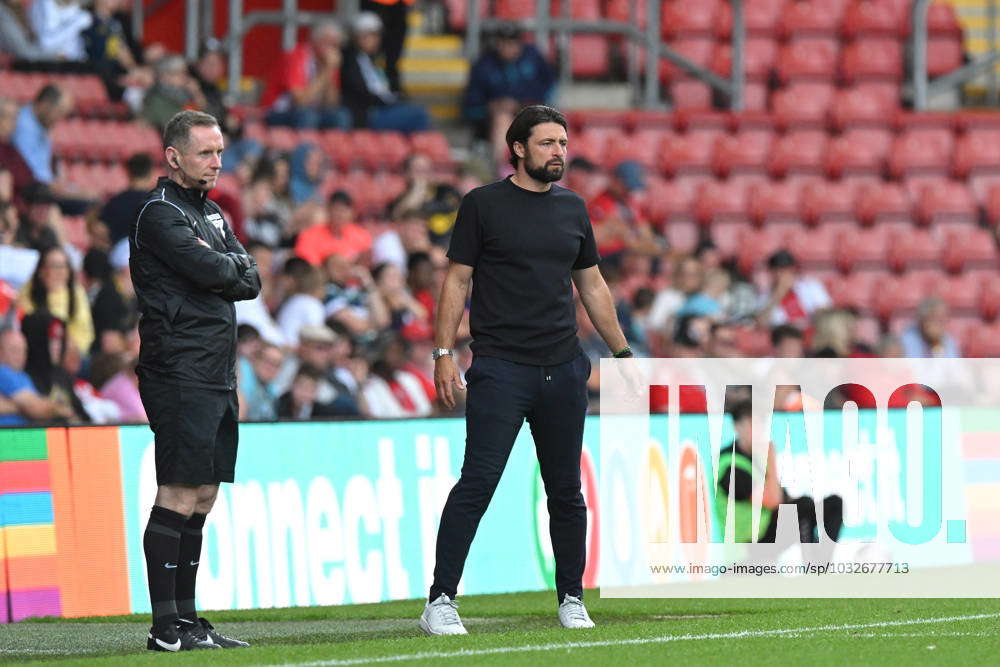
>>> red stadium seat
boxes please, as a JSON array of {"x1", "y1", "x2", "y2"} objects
[
  {"x1": 916, "y1": 181, "x2": 977, "y2": 226},
  {"x1": 749, "y1": 181, "x2": 801, "y2": 225},
  {"x1": 942, "y1": 227, "x2": 1000, "y2": 273},
  {"x1": 772, "y1": 83, "x2": 837, "y2": 129},
  {"x1": 830, "y1": 86, "x2": 896, "y2": 129},
  {"x1": 841, "y1": 39, "x2": 903, "y2": 82},
  {"x1": 962, "y1": 322, "x2": 1000, "y2": 357},
  {"x1": 643, "y1": 178, "x2": 696, "y2": 225},
  {"x1": 495, "y1": 0, "x2": 535, "y2": 20},
  {"x1": 835, "y1": 226, "x2": 890, "y2": 272},
  {"x1": 676, "y1": 109, "x2": 730, "y2": 133},
  {"x1": 984, "y1": 185, "x2": 1000, "y2": 224},
  {"x1": 824, "y1": 136, "x2": 886, "y2": 178},
  {"x1": 952, "y1": 132, "x2": 1000, "y2": 179},
  {"x1": 825, "y1": 269, "x2": 887, "y2": 312},
  {"x1": 710, "y1": 38, "x2": 779, "y2": 80},
  {"x1": 854, "y1": 182, "x2": 913, "y2": 226},
  {"x1": 888, "y1": 128, "x2": 954, "y2": 178},
  {"x1": 550, "y1": 0, "x2": 601, "y2": 20},
  {"x1": 887, "y1": 229, "x2": 941, "y2": 272},
  {"x1": 928, "y1": 2, "x2": 963, "y2": 36},
  {"x1": 928, "y1": 273, "x2": 985, "y2": 313},
  {"x1": 786, "y1": 224, "x2": 839, "y2": 269},
  {"x1": 872, "y1": 272, "x2": 930, "y2": 319},
  {"x1": 737, "y1": 227, "x2": 787, "y2": 274},
  {"x1": 669, "y1": 80, "x2": 714, "y2": 110},
  {"x1": 767, "y1": 130, "x2": 828, "y2": 177},
  {"x1": 776, "y1": 38, "x2": 840, "y2": 83},
  {"x1": 694, "y1": 180, "x2": 750, "y2": 225},
  {"x1": 660, "y1": 38, "x2": 717, "y2": 82},
  {"x1": 710, "y1": 220, "x2": 755, "y2": 257},
  {"x1": 780, "y1": 0, "x2": 845, "y2": 38},
  {"x1": 606, "y1": 0, "x2": 647, "y2": 28},
  {"x1": 662, "y1": 0, "x2": 721, "y2": 38},
  {"x1": 713, "y1": 132, "x2": 774, "y2": 179},
  {"x1": 979, "y1": 274, "x2": 1000, "y2": 321},
  {"x1": 802, "y1": 180, "x2": 857, "y2": 225},
  {"x1": 570, "y1": 35, "x2": 611, "y2": 78},
  {"x1": 841, "y1": 0, "x2": 905, "y2": 38},
  {"x1": 659, "y1": 132, "x2": 718, "y2": 176},
  {"x1": 716, "y1": 0, "x2": 787, "y2": 38},
  {"x1": 927, "y1": 36, "x2": 965, "y2": 77},
  {"x1": 569, "y1": 109, "x2": 634, "y2": 133},
  {"x1": 605, "y1": 129, "x2": 673, "y2": 170},
  {"x1": 444, "y1": 0, "x2": 488, "y2": 30}
]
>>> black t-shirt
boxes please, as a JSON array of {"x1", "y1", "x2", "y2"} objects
[
  {"x1": 718, "y1": 440, "x2": 754, "y2": 502},
  {"x1": 447, "y1": 177, "x2": 600, "y2": 366},
  {"x1": 99, "y1": 189, "x2": 147, "y2": 244}
]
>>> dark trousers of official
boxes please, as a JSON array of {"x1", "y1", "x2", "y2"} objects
[{"x1": 430, "y1": 352, "x2": 591, "y2": 603}]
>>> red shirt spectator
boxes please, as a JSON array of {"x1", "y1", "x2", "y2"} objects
[
  {"x1": 294, "y1": 190, "x2": 372, "y2": 265},
  {"x1": 260, "y1": 41, "x2": 341, "y2": 109}
]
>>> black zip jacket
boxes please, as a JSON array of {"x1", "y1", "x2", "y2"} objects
[{"x1": 129, "y1": 177, "x2": 260, "y2": 390}]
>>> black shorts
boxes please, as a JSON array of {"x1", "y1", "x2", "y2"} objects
[{"x1": 139, "y1": 380, "x2": 239, "y2": 486}]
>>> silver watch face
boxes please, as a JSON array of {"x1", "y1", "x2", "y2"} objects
[{"x1": 433, "y1": 349, "x2": 452, "y2": 360}]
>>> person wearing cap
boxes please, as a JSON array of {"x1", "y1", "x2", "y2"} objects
[
  {"x1": 586, "y1": 160, "x2": 660, "y2": 263},
  {"x1": 360, "y1": 0, "x2": 412, "y2": 94},
  {"x1": 463, "y1": 23, "x2": 555, "y2": 165},
  {"x1": 294, "y1": 189, "x2": 373, "y2": 265},
  {"x1": 261, "y1": 19, "x2": 352, "y2": 130},
  {"x1": 340, "y1": 11, "x2": 430, "y2": 132},
  {"x1": 757, "y1": 248, "x2": 831, "y2": 328}
]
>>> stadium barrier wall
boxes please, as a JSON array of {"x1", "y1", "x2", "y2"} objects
[{"x1": 1, "y1": 411, "x2": 998, "y2": 621}]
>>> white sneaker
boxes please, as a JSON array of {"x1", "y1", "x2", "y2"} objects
[
  {"x1": 558, "y1": 595, "x2": 595, "y2": 628},
  {"x1": 419, "y1": 594, "x2": 468, "y2": 635}
]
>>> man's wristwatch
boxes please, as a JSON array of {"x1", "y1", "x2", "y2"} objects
[
  {"x1": 432, "y1": 348, "x2": 453, "y2": 361},
  {"x1": 613, "y1": 346, "x2": 634, "y2": 358}
]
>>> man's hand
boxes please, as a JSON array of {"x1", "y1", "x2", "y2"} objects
[{"x1": 435, "y1": 356, "x2": 465, "y2": 409}]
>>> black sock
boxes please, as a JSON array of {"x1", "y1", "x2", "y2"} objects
[
  {"x1": 176, "y1": 512, "x2": 206, "y2": 622},
  {"x1": 144, "y1": 505, "x2": 188, "y2": 629}
]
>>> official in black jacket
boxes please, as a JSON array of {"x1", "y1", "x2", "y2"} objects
[{"x1": 130, "y1": 110, "x2": 258, "y2": 652}]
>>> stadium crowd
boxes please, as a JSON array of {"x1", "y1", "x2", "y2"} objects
[{"x1": 0, "y1": 3, "x2": 966, "y2": 427}]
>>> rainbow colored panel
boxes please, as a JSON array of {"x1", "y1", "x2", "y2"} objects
[{"x1": 0, "y1": 429, "x2": 61, "y2": 622}]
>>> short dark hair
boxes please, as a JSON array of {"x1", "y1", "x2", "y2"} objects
[
  {"x1": 729, "y1": 399, "x2": 753, "y2": 424},
  {"x1": 505, "y1": 105, "x2": 567, "y2": 168},
  {"x1": 771, "y1": 324, "x2": 803, "y2": 347},
  {"x1": 125, "y1": 153, "x2": 153, "y2": 180},
  {"x1": 35, "y1": 84, "x2": 62, "y2": 106},
  {"x1": 407, "y1": 251, "x2": 432, "y2": 274},
  {"x1": 328, "y1": 190, "x2": 353, "y2": 207},
  {"x1": 163, "y1": 109, "x2": 219, "y2": 152}
]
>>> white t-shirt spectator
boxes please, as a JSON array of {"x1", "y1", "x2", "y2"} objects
[
  {"x1": 235, "y1": 295, "x2": 289, "y2": 347},
  {"x1": 277, "y1": 293, "x2": 325, "y2": 345},
  {"x1": 765, "y1": 277, "x2": 832, "y2": 327},
  {"x1": 29, "y1": 0, "x2": 92, "y2": 61},
  {"x1": 362, "y1": 371, "x2": 432, "y2": 418}
]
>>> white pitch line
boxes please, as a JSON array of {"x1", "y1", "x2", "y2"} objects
[{"x1": 273, "y1": 612, "x2": 1000, "y2": 667}]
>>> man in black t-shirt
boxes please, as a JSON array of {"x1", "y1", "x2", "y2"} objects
[{"x1": 419, "y1": 105, "x2": 631, "y2": 635}]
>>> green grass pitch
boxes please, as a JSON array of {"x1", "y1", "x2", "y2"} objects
[{"x1": 3, "y1": 592, "x2": 999, "y2": 665}]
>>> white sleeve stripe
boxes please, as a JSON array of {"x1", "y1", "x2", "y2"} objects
[{"x1": 133, "y1": 189, "x2": 189, "y2": 249}]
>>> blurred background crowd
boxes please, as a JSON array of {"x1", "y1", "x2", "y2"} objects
[{"x1": 0, "y1": 0, "x2": 986, "y2": 427}]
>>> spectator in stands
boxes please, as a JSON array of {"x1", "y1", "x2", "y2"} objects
[
  {"x1": 0, "y1": 324, "x2": 74, "y2": 425},
  {"x1": 901, "y1": 297, "x2": 960, "y2": 358},
  {"x1": 97, "y1": 152, "x2": 156, "y2": 245},
  {"x1": 83, "y1": 0, "x2": 140, "y2": 101},
  {"x1": 19, "y1": 245, "x2": 95, "y2": 353},
  {"x1": 407, "y1": 251, "x2": 436, "y2": 321},
  {"x1": 758, "y1": 249, "x2": 832, "y2": 328},
  {"x1": 295, "y1": 190, "x2": 372, "y2": 265},
  {"x1": 240, "y1": 341, "x2": 283, "y2": 421},
  {"x1": 13, "y1": 85, "x2": 73, "y2": 188},
  {"x1": 361, "y1": 0, "x2": 410, "y2": 93},
  {"x1": 0, "y1": 0, "x2": 54, "y2": 61},
  {"x1": 372, "y1": 260, "x2": 431, "y2": 341},
  {"x1": 28, "y1": 0, "x2": 92, "y2": 62},
  {"x1": 1, "y1": 202, "x2": 40, "y2": 291},
  {"x1": 14, "y1": 183, "x2": 62, "y2": 252},
  {"x1": 810, "y1": 308, "x2": 852, "y2": 358},
  {"x1": 82, "y1": 247, "x2": 134, "y2": 354},
  {"x1": 242, "y1": 167, "x2": 291, "y2": 248},
  {"x1": 387, "y1": 154, "x2": 462, "y2": 244},
  {"x1": 89, "y1": 351, "x2": 146, "y2": 422},
  {"x1": 587, "y1": 161, "x2": 661, "y2": 262},
  {"x1": 648, "y1": 255, "x2": 705, "y2": 339},
  {"x1": 323, "y1": 252, "x2": 388, "y2": 340},
  {"x1": 672, "y1": 313, "x2": 712, "y2": 357},
  {"x1": 277, "y1": 262, "x2": 327, "y2": 346},
  {"x1": 261, "y1": 19, "x2": 352, "y2": 130},
  {"x1": 564, "y1": 156, "x2": 600, "y2": 201},
  {"x1": 141, "y1": 54, "x2": 208, "y2": 131},
  {"x1": 463, "y1": 23, "x2": 555, "y2": 164},
  {"x1": 340, "y1": 12, "x2": 430, "y2": 132},
  {"x1": 189, "y1": 38, "x2": 228, "y2": 123},
  {"x1": 0, "y1": 96, "x2": 37, "y2": 211},
  {"x1": 277, "y1": 365, "x2": 325, "y2": 419},
  {"x1": 220, "y1": 109, "x2": 264, "y2": 175},
  {"x1": 21, "y1": 311, "x2": 89, "y2": 421},
  {"x1": 274, "y1": 324, "x2": 360, "y2": 416},
  {"x1": 771, "y1": 324, "x2": 805, "y2": 358},
  {"x1": 289, "y1": 143, "x2": 327, "y2": 205},
  {"x1": 361, "y1": 333, "x2": 432, "y2": 417},
  {"x1": 706, "y1": 322, "x2": 742, "y2": 358}
]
